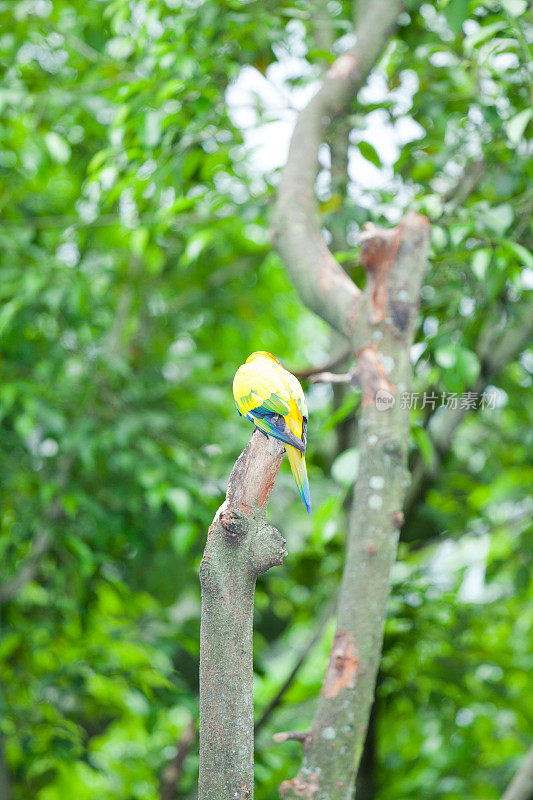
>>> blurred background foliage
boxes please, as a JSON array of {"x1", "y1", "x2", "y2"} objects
[{"x1": 0, "y1": 0, "x2": 531, "y2": 798}]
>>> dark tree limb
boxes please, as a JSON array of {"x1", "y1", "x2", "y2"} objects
[
  {"x1": 404, "y1": 305, "x2": 533, "y2": 521},
  {"x1": 0, "y1": 738, "x2": 12, "y2": 800},
  {"x1": 0, "y1": 530, "x2": 51, "y2": 605},
  {"x1": 501, "y1": 744, "x2": 533, "y2": 800},
  {"x1": 198, "y1": 431, "x2": 286, "y2": 800},
  {"x1": 255, "y1": 600, "x2": 335, "y2": 736},
  {"x1": 161, "y1": 720, "x2": 196, "y2": 800},
  {"x1": 0, "y1": 462, "x2": 73, "y2": 605},
  {"x1": 354, "y1": 697, "x2": 377, "y2": 800}
]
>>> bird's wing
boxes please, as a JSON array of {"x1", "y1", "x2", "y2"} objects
[
  {"x1": 281, "y1": 369, "x2": 308, "y2": 448},
  {"x1": 233, "y1": 364, "x2": 291, "y2": 416},
  {"x1": 233, "y1": 362, "x2": 305, "y2": 452},
  {"x1": 285, "y1": 370, "x2": 308, "y2": 419}
]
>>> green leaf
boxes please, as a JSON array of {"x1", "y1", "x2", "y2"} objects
[
  {"x1": 44, "y1": 132, "x2": 71, "y2": 164},
  {"x1": 501, "y1": 0, "x2": 527, "y2": 15},
  {"x1": 464, "y1": 21, "x2": 506, "y2": 51},
  {"x1": 131, "y1": 226, "x2": 149, "y2": 255},
  {"x1": 87, "y1": 149, "x2": 109, "y2": 173},
  {"x1": 143, "y1": 110, "x2": 163, "y2": 148},
  {"x1": 444, "y1": 0, "x2": 469, "y2": 34},
  {"x1": 170, "y1": 522, "x2": 196, "y2": 555},
  {"x1": 334, "y1": 249, "x2": 359, "y2": 264},
  {"x1": 331, "y1": 447, "x2": 360, "y2": 487},
  {"x1": 358, "y1": 141, "x2": 381, "y2": 167},
  {"x1": 323, "y1": 391, "x2": 359, "y2": 431},
  {"x1": 431, "y1": 225, "x2": 448, "y2": 251},
  {"x1": 456, "y1": 347, "x2": 480, "y2": 384},
  {"x1": 503, "y1": 240, "x2": 533, "y2": 270},
  {"x1": 471, "y1": 248, "x2": 491, "y2": 279},
  {"x1": 413, "y1": 426, "x2": 437, "y2": 469},
  {"x1": 165, "y1": 487, "x2": 192, "y2": 516},
  {"x1": 307, "y1": 48, "x2": 335, "y2": 64},
  {"x1": 435, "y1": 345, "x2": 457, "y2": 369},
  {"x1": 182, "y1": 230, "x2": 214, "y2": 265},
  {"x1": 482, "y1": 204, "x2": 513, "y2": 236},
  {"x1": 436, "y1": 345, "x2": 480, "y2": 385},
  {"x1": 450, "y1": 223, "x2": 471, "y2": 246},
  {"x1": 0, "y1": 299, "x2": 21, "y2": 336},
  {"x1": 504, "y1": 109, "x2": 533, "y2": 147}
]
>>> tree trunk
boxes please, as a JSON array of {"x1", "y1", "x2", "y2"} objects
[
  {"x1": 271, "y1": 3, "x2": 432, "y2": 795},
  {"x1": 354, "y1": 698, "x2": 377, "y2": 800},
  {"x1": 275, "y1": 216, "x2": 430, "y2": 799},
  {"x1": 501, "y1": 745, "x2": 533, "y2": 800}
]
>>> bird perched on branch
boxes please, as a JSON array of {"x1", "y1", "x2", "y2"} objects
[{"x1": 233, "y1": 351, "x2": 311, "y2": 514}]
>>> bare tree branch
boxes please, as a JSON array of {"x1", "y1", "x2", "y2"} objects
[
  {"x1": 198, "y1": 431, "x2": 286, "y2": 800},
  {"x1": 291, "y1": 345, "x2": 352, "y2": 379},
  {"x1": 404, "y1": 304, "x2": 533, "y2": 520},
  {"x1": 482, "y1": 307, "x2": 533, "y2": 376},
  {"x1": 273, "y1": 731, "x2": 309, "y2": 745},
  {"x1": 501, "y1": 744, "x2": 533, "y2": 800},
  {"x1": 160, "y1": 720, "x2": 196, "y2": 800},
  {"x1": 272, "y1": 0, "x2": 403, "y2": 342},
  {"x1": 0, "y1": 738, "x2": 13, "y2": 800},
  {"x1": 310, "y1": 369, "x2": 356, "y2": 385},
  {"x1": 0, "y1": 530, "x2": 51, "y2": 605},
  {"x1": 442, "y1": 158, "x2": 485, "y2": 207},
  {"x1": 254, "y1": 600, "x2": 335, "y2": 736}
]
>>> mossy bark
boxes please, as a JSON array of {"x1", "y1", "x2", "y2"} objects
[
  {"x1": 198, "y1": 432, "x2": 286, "y2": 800},
  {"x1": 277, "y1": 215, "x2": 430, "y2": 799}
]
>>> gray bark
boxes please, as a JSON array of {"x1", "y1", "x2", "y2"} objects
[
  {"x1": 501, "y1": 745, "x2": 533, "y2": 800},
  {"x1": 271, "y1": 2, "x2": 433, "y2": 795},
  {"x1": 275, "y1": 215, "x2": 429, "y2": 800},
  {"x1": 198, "y1": 431, "x2": 286, "y2": 800},
  {"x1": 272, "y1": 0, "x2": 404, "y2": 345}
]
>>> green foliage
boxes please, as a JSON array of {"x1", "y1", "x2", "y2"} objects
[{"x1": 0, "y1": 0, "x2": 531, "y2": 798}]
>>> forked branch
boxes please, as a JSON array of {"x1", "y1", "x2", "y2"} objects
[
  {"x1": 271, "y1": 2, "x2": 433, "y2": 797},
  {"x1": 272, "y1": 0, "x2": 404, "y2": 342}
]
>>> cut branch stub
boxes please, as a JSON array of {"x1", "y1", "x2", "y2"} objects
[
  {"x1": 199, "y1": 431, "x2": 285, "y2": 800},
  {"x1": 273, "y1": 731, "x2": 310, "y2": 746},
  {"x1": 220, "y1": 508, "x2": 247, "y2": 538}
]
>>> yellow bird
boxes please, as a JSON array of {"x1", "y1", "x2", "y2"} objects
[{"x1": 233, "y1": 351, "x2": 311, "y2": 514}]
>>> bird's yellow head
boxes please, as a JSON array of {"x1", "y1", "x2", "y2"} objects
[{"x1": 246, "y1": 351, "x2": 281, "y2": 365}]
